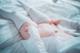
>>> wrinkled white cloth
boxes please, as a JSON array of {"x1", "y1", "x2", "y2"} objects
[{"x1": 0, "y1": 0, "x2": 80, "y2": 53}]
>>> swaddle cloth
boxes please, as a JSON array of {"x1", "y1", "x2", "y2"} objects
[
  {"x1": 57, "y1": 18, "x2": 80, "y2": 37},
  {"x1": 54, "y1": 28, "x2": 80, "y2": 53},
  {"x1": 0, "y1": 19, "x2": 20, "y2": 49},
  {"x1": 42, "y1": 36, "x2": 57, "y2": 53},
  {"x1": 21, "y1": 25, "x2": 48, "y2": 53}
]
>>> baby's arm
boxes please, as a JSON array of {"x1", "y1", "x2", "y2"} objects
[
  {"x1": 38, "y1": 23, "x2": 57, "y2": 37},
  {"x1": 38, "y1": 23, "x2": 73, "y2": 38}
]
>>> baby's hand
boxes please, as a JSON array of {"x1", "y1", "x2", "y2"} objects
[
  {"x1": 19, "y1": 21, "x2": 38, "y2": 40},
  {"x1": 48, "y1": 19, "x2": 61, "y2": 26},
  {"x1": 19, "y1": 22, "x2": 30, "y2": 40}
]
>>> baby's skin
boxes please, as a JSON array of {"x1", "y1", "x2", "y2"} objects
[
  {"x1": 19, "y1": 24, "x2": 63, "y2": 40},
  {"x1": 38, "y1": 23, "x2": 58, "y2": 37},
  {"x1": 19, "y1": 19, "x2": 63, "y2": 40}
]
